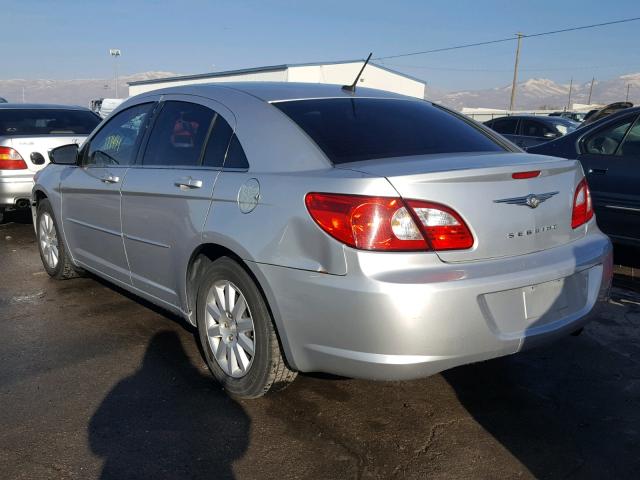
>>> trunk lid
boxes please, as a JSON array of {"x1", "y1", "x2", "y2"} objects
[
  {"x1": 4, "y1": 135, "x2": 87, "y2": 172},
  {"x1": 341, "y1": 152, "x2": 585, "y2": 263}
]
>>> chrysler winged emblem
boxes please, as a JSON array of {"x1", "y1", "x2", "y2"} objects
[{"x1": 494, "y1": 191, "x2": 559, "y2": 209}]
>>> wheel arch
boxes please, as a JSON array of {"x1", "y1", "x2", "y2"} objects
[{"x1": 185, "y1": 242, "x2": 298, "y2": 371}]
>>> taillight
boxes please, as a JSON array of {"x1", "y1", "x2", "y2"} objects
[
  {"x1": 405, "y1": 200, "x2": 475, "y2": 250},
  {"x1": 304, "y1": 193, "x2": 473, "y2": 251},
  {"x1": 571, "y1": 178, "x2": 594, "y2": 229},
  {"x1": 0, "y1": 147, "x2": 28, "y2": 170}
]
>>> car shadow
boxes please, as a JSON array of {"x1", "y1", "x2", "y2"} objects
[
  {"x1": 443, "y1": 244, "x2": 640, "y2": 478},
  {"x1": 0, "y1": 209, "x2": 32, "y2": 225},
  {"x1": 88, "y1": 330, "x2": 250, "y2": 480}
]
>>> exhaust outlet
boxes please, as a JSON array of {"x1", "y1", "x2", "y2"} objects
[{"x1": 15, "y1": 199, "x2": 30, "y2": 209}]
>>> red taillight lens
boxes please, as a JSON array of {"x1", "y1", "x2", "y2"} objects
[
  {"x1": 304, "y1": 193, "x2": 474, "y2": 251},
  {"x1": 0, "y1": 147, "x2": 28, "y2": 170},
  {"x1": 305, "y1": 193, "x2": 428, "y2": 251},
  {"x1": 571, "y1": 178, "x2": 594, "y2": 229},
  {"x1": 405, "y1": 200, "x2": 475, "y2": 250}
]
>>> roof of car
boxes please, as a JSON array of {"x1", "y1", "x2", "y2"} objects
[
  {"x1": 148, "y1": 81, "x2": 415, "y2": 103},
  {"x1": 0, "y1": 103, "x2": 90, "y2": 110}
]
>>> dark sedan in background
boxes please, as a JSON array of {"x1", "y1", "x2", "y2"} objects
[
  {"x1": 484, "y1": 115, "x2": 579, "y2": 148},
  {"x1": 529, "y1": 107, "x2": 640, "y2": 247}
]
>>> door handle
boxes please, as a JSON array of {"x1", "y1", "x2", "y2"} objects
[
  {"x1": 588, "y1": 168, "x2": 607, "y2": 175},
  {"x1": 174, "y1": 177, "x2": 203, "y2": 189},
  {"x1": 100, "y1": 174, "x2": 120, "y2": 183}
]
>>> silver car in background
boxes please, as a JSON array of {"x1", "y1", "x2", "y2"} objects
[
  {"x1": 33, "y1": 83, "x2": 612, "y2": 398},
  {"x1": 0, "y1": 104, "x2": 100, "y2": 222}
]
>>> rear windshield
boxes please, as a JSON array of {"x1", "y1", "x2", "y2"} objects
[
  {"x1": 274, "y1": 98, "x2": 505, "y2": 164},
  {"x1": 0, "y1": 109, "x2": 100, "y2": 136}
]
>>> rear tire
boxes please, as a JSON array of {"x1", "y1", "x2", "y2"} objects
[
  {"x1": 196, "y1": 257, "x2": 296, "y2": 398},
  {"x1": 36, "y1": 199, "x2": 80, "y2": 279}
]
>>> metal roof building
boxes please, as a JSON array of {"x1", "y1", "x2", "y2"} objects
[{"x1": 128, "y1": 60, "x2": 427, "y2": 99}]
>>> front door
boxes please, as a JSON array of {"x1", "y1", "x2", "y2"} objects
[
  {"x1": 578, "y1": 113, "x2": 640, "y2": 243},
  {"x1": 121, "y1": 96, "x2": 235, "y2": 307},
  {"x1": 61, "y1": 102, "x2": 154, "y2": 283}
]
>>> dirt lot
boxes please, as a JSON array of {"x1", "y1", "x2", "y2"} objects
[{"x1": 1, "y1": 210, "x2": 639, "y2": 479}]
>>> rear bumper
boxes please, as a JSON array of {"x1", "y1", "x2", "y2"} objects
[
  {"x1": 253, "y1": 225, "x2": 612, "y2": 380},
  {"x1": 0, "y1": 173, "x2": 34, "y2": 209}
]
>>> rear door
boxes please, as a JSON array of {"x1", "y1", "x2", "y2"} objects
[
  {"x1": 578, "y1": 113, "x2": 640, "y2": 243},
  {"x1": 61, "y1": 102, "x2": 154, "y2": 283},
  {"x1": 121, "y1": 96, "x2": 235, "y2": 306}
]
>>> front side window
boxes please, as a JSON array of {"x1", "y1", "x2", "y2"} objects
[
  {"x1": 274, "y1": 98, "x2": 504, "y2": 164},
  {"x1": 583, "y1": 118, "x2": 634, "y2": 155},
  {"x1": 617, "y1": 117, "x2": 640, "y2": 157},
  {"x1": 85, "y1": 103, "x2": 153, "y2": 167},
  {"x1": 142, "y1": 101, "x2": 215, "y2": 167},
  {"x1": 0, "y1": 109, "x2": 100, "y2": 136}
]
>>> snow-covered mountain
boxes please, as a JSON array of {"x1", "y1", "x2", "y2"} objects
[
  {"x1": 1, "y1": 70, "x2": 638, "y2": 111},
  {"x1": 0, "y1": 72, "x2": 176, "y2": 107},
  {"x1": 432, "y1": 73, "x2": 640, "y2": 110}
]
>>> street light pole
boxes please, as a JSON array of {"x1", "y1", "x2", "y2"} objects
[
  {"x1": 626, "y1": 84, "x2": 631, "y2": 102},
  {"x1": 509, "y1": 33, "x2": 523, "y2": 112},
  {"x1": 109, "y1": 49, "x2": 121, "y2": 98}
]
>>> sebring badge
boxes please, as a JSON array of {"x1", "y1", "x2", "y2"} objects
[{"x1": 493, "y1": 191, "x2": 559, "y2": 209}]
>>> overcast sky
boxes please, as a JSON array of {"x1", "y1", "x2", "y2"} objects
[{"x1": 3, "y1": 0, "x2": 639, "y2": 90}]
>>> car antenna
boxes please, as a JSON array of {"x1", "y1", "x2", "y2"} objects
[{"x1": 342, "y1": 53, "x2": 373, "y2": 93}]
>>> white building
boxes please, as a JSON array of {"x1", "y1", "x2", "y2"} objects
[{"x1": 128, "y1": 60, "x2": 427, "y2": 99}]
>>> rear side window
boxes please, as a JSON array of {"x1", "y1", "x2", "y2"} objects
[
  {"x1": 143, "y1": 101, "x2": 215, "y2": 167},
  {"x1": 0, "y1": 109, "x2": 100, "y2": 135},
  {"x1": 520, "y1": 119, "x2": 554, "y2": 138},
  {"x1": 583, "y1": 118, "x2": 635, "y2": 155},
  {"x1": 202, "y1": 115, "x2": 233, "y2": 168},
  {"x1": 224, "y1": 135, "x2": 249, "y2": 169},
  {"x1": 274, "y1": 98, "x2": 504, "y2": 164},
  {"x1": 488, "y1": 117, "x2": 517, "y2": 135}
]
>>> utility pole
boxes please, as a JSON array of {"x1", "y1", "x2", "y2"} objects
[
  {"x1": 566, "y1": 77, "x2": 573, "y2": 110},
  {"x1": 587, "y1": 77, "x2": 595, "y2": 105},
  {"x1": 509, "y1": 33, "x2": 523, "y2": 112},
  {"x1": 109, "y1": 49, "x2": 121, "y2": 98},
  {"x1": 626, "y1": 84, "x2": 631, "y2": 102}
]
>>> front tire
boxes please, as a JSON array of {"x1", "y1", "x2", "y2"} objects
[
  {"x1": 196, "y1": 257, "x2": 296, "y2": 398},
  {"x1": 36, "y1": 199, "x2": 80, "y2": 279}
]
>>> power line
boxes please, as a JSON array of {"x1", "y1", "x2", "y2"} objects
[
  {"x1": 378, "y1": 62, "x2": 635, "y2": 73},
  {"x1": 374, "y1": 17, "x2": 640, "y2": 60}
]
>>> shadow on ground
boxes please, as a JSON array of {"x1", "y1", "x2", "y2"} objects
[
  {"x1": 443, "y1": 284, "x2": 640, "y2": 479},
  {"x1": 88, "y1": 331, "x2": 250, "y2": 480}
]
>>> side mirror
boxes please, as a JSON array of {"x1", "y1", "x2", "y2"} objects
[
  {"x1": 49, "y1": 144, "x2": 79, "y2": 165},
  {"x1": 544, "y1": 132, "x2": 560, "y2": 139}
]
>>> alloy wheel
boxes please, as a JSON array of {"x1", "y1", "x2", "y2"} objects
[
  {"x1": 39, "y1": 212, "x2": 59, "y2": 269},
  {"x1": 205, "y1": 280, "x2": 256, "y2": 378}
]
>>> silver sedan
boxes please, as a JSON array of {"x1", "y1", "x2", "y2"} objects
[{"x1": 32, "y1": 83, "x2": 612, "y2": 398}]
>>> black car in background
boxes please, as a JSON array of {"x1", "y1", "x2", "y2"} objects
[
  {"x1": 484, "y1": 115, "x2": 579, "y2": 148},
  {"x1": 529, "y1": 107, "x2": 640, "y2": 247}
]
